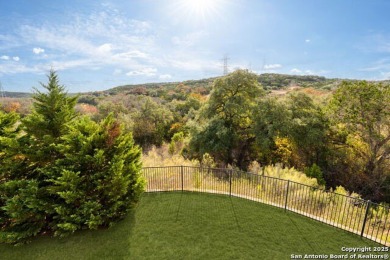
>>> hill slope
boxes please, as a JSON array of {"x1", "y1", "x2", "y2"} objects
[{"x1": 2, "y1": 73, "x2": 387, "y2": 97}]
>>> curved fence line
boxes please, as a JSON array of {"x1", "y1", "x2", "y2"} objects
[{"x1": 141, "y1": 166, "x2": 390, "y2": 246}]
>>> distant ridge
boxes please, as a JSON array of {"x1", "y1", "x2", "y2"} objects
[
  {"x1": 103, "y1": 73, "x2": 350, "y2": 95},
  {"x1": 2, "y1": 73, "x2": 389, "y2": 97},
  {"x1": 1, "y1": 91, "x2": 32, "y2": 98}
]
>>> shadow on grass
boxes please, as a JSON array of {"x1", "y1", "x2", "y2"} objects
[
  {"x1": 286, "y1": 213, "x2": 317, "y2": 253},
  {"x1": 229, "y1": 196, "x2": 241, "y2": 231},
  {"x1": 0, "y1": 208, "x2": 137, "y2": 260},
  {"x1": 1, "y1": 192, "x2": 381, "y2": 260}
]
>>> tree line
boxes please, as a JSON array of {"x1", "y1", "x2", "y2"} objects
[
  {"x1": 89, "y1": 69, "x2": 388, "y2": 203},
  {"x1": 188, "y1": 70, "x2": 389, "y2": 203}
]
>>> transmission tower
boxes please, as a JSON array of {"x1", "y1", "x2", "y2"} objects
[
  {"x1": 261, "y1": 57, "x2": 266, "y2": 72},
  {"x1": 223, "y1": 55, "x2": 229, "y2": 75},
  {"x1": 0, "y1": 81, "x2": 4, "y2": 98}
]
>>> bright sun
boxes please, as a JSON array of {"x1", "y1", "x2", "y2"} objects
[
  {"x1": 174, "y1": 0, "x2": 225, "y2": 23},
  {"x1": 186, "y1": 0, "x2": 218, "y2": 14}
]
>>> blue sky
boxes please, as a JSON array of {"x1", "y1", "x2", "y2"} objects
[{"x1": 1, "y1": 0, "x2": 390, "y2": 93}]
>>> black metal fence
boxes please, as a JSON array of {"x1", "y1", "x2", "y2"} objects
[{"x1": 142, "y1": 166, "x2": 390, "y2": 246}]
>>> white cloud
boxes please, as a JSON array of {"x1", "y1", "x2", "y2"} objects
[
  {"x1": 13, "y1": 56, "x2": 20, "y2": 61},
  {"x1": 290, "y1": 68, "x2": 302, "y2": 74},
  {"x1": 291, "y1": 68, "x2": 313, "y2": 74},
  {"x1": 33, "y1": 47, "x2": 45, "y2": 54},
  {"x1": 67, "y1": 8, "x2": 152, "y2": 38},
  {"x1": 113, "y1": 50, "x2": 148, "y2": 60},
  {"x1": 171, "y1": 31, "x2": 207, "y2": 47},
  {"x1": 14, "y1": 7, "x2": 159, "y2": 74},
  {"x1": 305, "y1": 39, "x2": 311, "y2": 43},
  {"x1": 49, "y1": 59, "x2": 94, "y2": 71},
  {"x1": 97, "y1": 43, "x2": 112, "y2": 53},
  {"x1": 0, "y1": 5, "x2": 221, "y2": 82},
  {"x1": 18, "y1": 23, "x2": 153, "y2": 72},
  {"x1": 0, "y1": 63, "x2": 41, "y2": 74},
  {"x1": 264, "y1": 64, "x2": 282, "y2": 70},
  {"x1": 130, "y1": 19, "x2": 151, "y2": 34},
  {"x1": 167, "y1": 54, "x2": 220, "y2": 72},
  {"x1": 126, "y1": 67, "x2": 157, "y2": 77},
  {"x1": 0, "y1": 55, "x2": 10, "y2": 60},
  {"x1": 290, "y1": 68, "x2": 328, "y2": 76},
  {"x1": 159, "y1": 74, "x2": 172, "y2": 80},
  {"x1": 21, "y1": 25, "x2": 97, "y2": 56}
]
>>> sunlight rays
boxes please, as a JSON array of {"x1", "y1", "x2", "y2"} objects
[{"x1": 171, "y1": 0, "x2": 227, "y2": 25}]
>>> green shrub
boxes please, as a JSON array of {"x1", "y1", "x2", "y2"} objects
[
  {"x1": 304, "y1": 163, "x2": 326, "y2": 186},
  {"x1": 0, "y1": 71, "x2": 144, "y2": 244}
]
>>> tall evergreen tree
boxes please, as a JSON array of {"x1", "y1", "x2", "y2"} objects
[
  {"x1": 24, "y1": 70, "x2": 77, "y2": 138},
  {"x1": 22, "y1": 70, "x2": 78, "y2": 167},
  {"x1": 0, "y1": 71, "x2": 144, "y2": 244},
  {"x1": 0, "y1": 111, "x2": 19, "y2": 169}
]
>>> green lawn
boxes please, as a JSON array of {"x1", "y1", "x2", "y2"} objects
[{"x1": 1, "y1": 192, "x2": 381, "y2": 260}]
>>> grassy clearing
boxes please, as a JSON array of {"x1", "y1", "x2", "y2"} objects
[
  {"x1": 0, "y1": 192, "x2": 380, "y2": 260},
  {"x1": 143, "y1": 167, "x2": 390, "y2": 245}
]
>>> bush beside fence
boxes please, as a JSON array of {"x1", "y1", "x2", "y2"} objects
[{"x1": 142, "y1": 166, "x2": 390, "y2": 246}]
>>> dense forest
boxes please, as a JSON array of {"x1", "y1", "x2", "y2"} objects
[{"x1": 1, "y1": 70, "x2": 389, "y2": 206}]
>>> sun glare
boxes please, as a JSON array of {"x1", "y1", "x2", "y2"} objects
[
  {"x1": 187, "y1": 0, "x2": 217, "y2": 14},
  {"x1": 173, "y1": 0, "x2": 226, "y2": 24}
]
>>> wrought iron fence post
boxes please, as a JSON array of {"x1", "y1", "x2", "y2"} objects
[
  {"x1": 181, "y1": 165, "x2": 184, "y2": 192},
  {"x1": 284, "y1": 180, "x2": 290, "y2": 212},
  {"x1": 361, "y1": 200, "x2": 371, "y2": 237},
  {"x1": 229, "y1": 169, "x2": 232, "y2": 196}
]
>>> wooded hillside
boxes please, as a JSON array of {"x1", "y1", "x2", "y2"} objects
[{"x1": 1, "y1": 71, "x2": 389, "y2": 204}]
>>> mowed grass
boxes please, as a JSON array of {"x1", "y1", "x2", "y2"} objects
[{"x1": 1, "y1": 192, "x2": 381, "y2": 260}]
